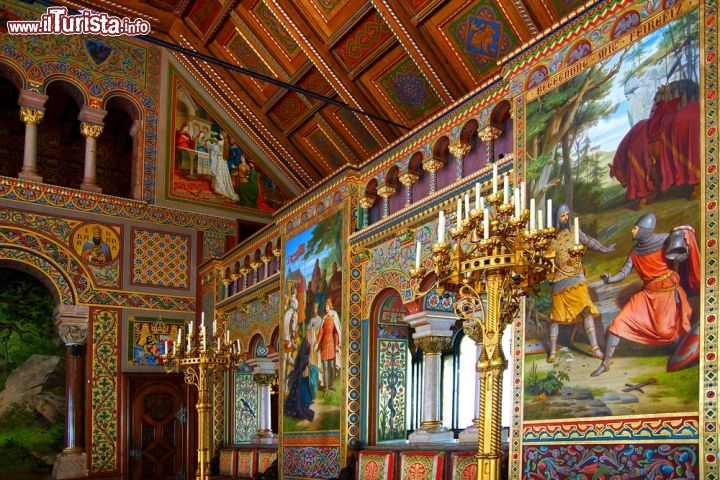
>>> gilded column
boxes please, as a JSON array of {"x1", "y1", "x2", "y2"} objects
[
  {"x1": 359, "y1": 196, "x2": 375, "y2": 228},
  {"x1": 376, "y1": 184, "x2": 396, "y2": 219},
  {"x1": 247, "y1": 355, "x2": 279, "y2": 445},
  {"x1": 405, "y1": 310, "x2": 456, "y2": 443},
  {"x1": 79, "y1": 106, "x2": 107, "y2": 193},
  {"x1": 422, "y1": 157, "x2": 443, "y2": 193},
  {"x1": 250, "y1": 259, "x2": 262, "y2": 284},
  {"x1": 240, "y1": 267, "x2": 251, "y2": 289},
  {"x1": 398, "y1": 171, "x2": 419, "y2": 206},
  {"x1": 478, "y1": 126, "x2": 502, "y2": 164},
  {"x1": 449, "y1": 140, "x2": 472, "y2": 181},
  {"x1": 52, "y1": 305, "x2": 89, "y2": 480},
  {"x1": 261, "y1": 255, "x2": 271, "y2": 279}
]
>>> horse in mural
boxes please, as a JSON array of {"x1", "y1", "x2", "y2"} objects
[{"x1": 610, "y1": 79, "x2": 700, "y2": 209}]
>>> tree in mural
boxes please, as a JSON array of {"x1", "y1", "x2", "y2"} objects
[
  {"x1": 526, "y1": 51, "x2": 626, "y2": 212},
  {"x1": 301, "y1": 212, "x2": 343, "y2": 266}
]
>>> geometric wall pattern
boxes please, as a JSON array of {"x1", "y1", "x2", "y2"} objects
[
  {"x1": 131, "y1": 228, "x2": 191, "y2": 289},
  {"x1": 233, "y1": 371, "x2": 259, "y2": 443}
]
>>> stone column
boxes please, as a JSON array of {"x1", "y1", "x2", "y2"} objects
[
  {"x1": 52, "y1": 305, "x2": 89, "y2": 480},
  {"x1": 261, "y1": 255, "x2": 271, "y2": 279},
  {"x1": 405, "y1": 310, "x2": 456, "y2": 443},
  {"x1": 449, "y1": 140, "x2": 472, "y2": 181},
  {"x1": 17, "y1": 90, "x2": 49, "y2": 182},
  {"x1": 250, "y1": 260, "x2": 262, "y2": 284},
  {"x1": 478, "y1": 126, "x2": 502, "y2": 163},
  {"x1": 240, "y1": 267, "x2": 250, "y2": 289},
  {"x1": 78, "y1": 106, "x2": 107, "y2": 193},
  {"x1": 359, "y1": 196, "x2": 375, "y2": 228},
  {"x1": 376, "y1": 185, "x2": 396, "y2": 219},
  {"x1": 246, "y1": 355, "x2": 279, "y2": 444},
  {"x1": 398, "y1": 171, "x2": 419, "y2": 206},
  {"x1": 422, "y1": 157, "x2": 443, "y2": 193}
]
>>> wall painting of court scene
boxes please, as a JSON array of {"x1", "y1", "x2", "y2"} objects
[{"x1": 281, "y1": 209, "x2": 344, "y2": 432}]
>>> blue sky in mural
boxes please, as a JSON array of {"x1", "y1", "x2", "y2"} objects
[{"x1": 283, "y1": 224, "x2": 332, "y2": 283}]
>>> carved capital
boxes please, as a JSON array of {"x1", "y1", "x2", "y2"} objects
[
  {"x1": 80, "y1": 122, "x2": 104, "y2": 139},
  {"x1": 414, "y1": 335, "x2": 452, "y2": 354},
  {"x1": 250, "y1": 260, "x2": 263, "y2": 271},
  {"x1": 448, "y1": 140, "x2": 472, "y2": 159},
  {"x1": 19, "y1": 106, "x2": 44, "y2": 125},
  {"x1": 260, "y1": 255, "x2": 272, "y2": 264},
  {"x1": 57, "y1": 324, "x2": 89, "y2": 346},
  {"x1": 398, "y1": 171, "x2": 420, "y2": 187},
  {"x1": 272, "y1": 247, "x2": 281, "y2": 258},
  {"x1": 240, "y1": 267, "x2": 251, "y2": 276},
  {"x1": 359, "y1": 196, "x2": 376, "y2": 209},
  {"x1": 463, "y1": 320, "x2": 483, "y2": 344},
  {"x1": 253, "y1": 373, "x2": 277, "y2": 386},
  {"x1": 376, "y1": 185, "x2": 396, "y2": 199},
  {"x1": 422, "y1": 157, "x2": 444, "y2": 173},
  {"x1": 478, "y1": 125, "x2": 502, "y2": 143}
]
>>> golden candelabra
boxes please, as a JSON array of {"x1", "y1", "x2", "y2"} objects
[
  {"x1": 411, "y1": 184, "x2": 559, "y2": 480},
  {"x1": 163, "y1": 316, "x2": 243, "y2": 480}
]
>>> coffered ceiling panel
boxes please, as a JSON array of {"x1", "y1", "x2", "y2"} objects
[{"x1": 55, "y1": 0, "x2": 594, "y2": 196}]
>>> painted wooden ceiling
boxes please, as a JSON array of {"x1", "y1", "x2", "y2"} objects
[{"x1": 64, "y1": 0, "x2": 589, "y2": 193}]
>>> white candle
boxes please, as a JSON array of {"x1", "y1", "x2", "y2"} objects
[
  {"x1": 483, "y1": 209, "x2": 490, "y2": 239},
  {"x1": 177, "y1": 328, "x2": 182, "y2": 346},
  {"x1": 457, "y1": 198, "x2": 462, "y2": 228},
  {"x1": 503, "y1": 174, "x2": 509, "y2": 202},
  {"x1": 201, "y1": 312, "x2": 205, "y2": 328},
  {"x1": 464, "y1": 193, "x2": 470, "y2": 219},
  {"x1": 438, "y1": 211, "x2": 445, "y2": 241},
  {"x1": 164, "y1": 341, "x2": 169, "y2": 356},
  {"x1": 538, "y1": 209, "x2": 544, "y2": 230},
  {"x1": 188, "y1": 321, "x2": 194, "y2": 335},
  {"x1": 529, "y1": 198, "x2": 536, "y2": 230},
  {"x1": 574, "y1": 217, "x2": 580, "y2": 245},
  {"x1": 212, "y1": 317, "x2": 217, "y2": 335},
  {"x1": 515, "y1": 189, "x2": 521, "y2": 218},
  {"x1": 225, "y1": 330, "x2": 230, "y2": 345},
  {"x1": 475, "y1": 182, "x2": 480, "y2": 210},
  {"x1": 479, "y1": 196, "x2": 484, "y2": 211},
  {"x1": 415, "y1": 241, "x2": 421, "y2": 269},
  {"x1": 492, "y1": 164, "x2": 498, "y2": 194},
  {"x1": 521, "y1": 181, "x2": 527, "y2": 210},
  {"x1": 547, "y1": 199, "x2": 553, "y2": 228},
  {"x1": 173, "y1": 341, "x2": 177, "y2": 355}
]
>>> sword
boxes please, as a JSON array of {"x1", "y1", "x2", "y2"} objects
[{"x1": 622, "y1": 377, "x2": 657, "y2": 393}]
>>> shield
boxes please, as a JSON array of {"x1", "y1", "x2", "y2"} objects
[{"x1": 667, "y1": 321, "x2": 700, "y2": 372}]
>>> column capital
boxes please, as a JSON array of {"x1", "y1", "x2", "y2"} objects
[
  {"x1": 376, "y1": 184, "x2": 396, "y2": 199},
  {"x1": 463, "y1": 319, "x2": 483, "y2": 344},
  {"x1": 253, "y1": 373, "x2": 277, "y2": 386},
  {"x1": 398, "y1": 171, "x2": 420, "y2": 187},
  {"x1": 80, "y1": 121, "x2": 104, "y2": 139},
  {"x1": 246, "y1": 354, "x2": 278, "y2": 376},
  {"x1": 478, "y1": 125, "x2": 502, "y2": 142},
  {"x1": 422, "y1": 156, "x2": 444, "y2": 173},
  {"x1": 448, "y1": 140, "x2": 472, "y2": 159},
  {"x1": 19, "y1": 106, "x2": 44, "y2": 125},
  {"x1": 414, "y1": 334, "x2": 452, "y2": 354},
  {"x1": 359, "y1": 195, "x2": 376, "y2": 209},
  {"x1": 55, "y1": 305, "x2": 90, "y2": 346}
]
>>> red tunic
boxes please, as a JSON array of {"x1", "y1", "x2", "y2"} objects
[
  {"x1": 608, "y1": 249, "x2": 691, "y2": 345},
  {"x1": 316, "y1": 314, "x2": 339, "y2": 361}
]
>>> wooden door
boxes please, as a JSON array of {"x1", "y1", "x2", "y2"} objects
[{"x1": 128, "y1": 377, "x2": 187, "y2": 480}]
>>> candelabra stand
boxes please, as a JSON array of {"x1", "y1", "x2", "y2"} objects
[
  {"x1": 163, "y1": 317, "x2": 243, "y2": 480},
  {"x1": 411, "y1": 192, "x2": 557, "y2": 480}
]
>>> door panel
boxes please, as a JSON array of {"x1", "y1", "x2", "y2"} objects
[{"x1": 129, "y1": 378, "x2": 186, "y2": 480}]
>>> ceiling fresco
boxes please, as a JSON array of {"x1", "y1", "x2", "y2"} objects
[{"x1": 53, "y1": 0, "x2": 594, "y2": 194}]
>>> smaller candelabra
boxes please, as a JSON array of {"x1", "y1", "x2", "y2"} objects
[
  {"x1": 411, "y1": 166, "x2": 562, "y2": 480},
  {"x1": 163, "y1": 315, "x2": 243, "y2": 480}
]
